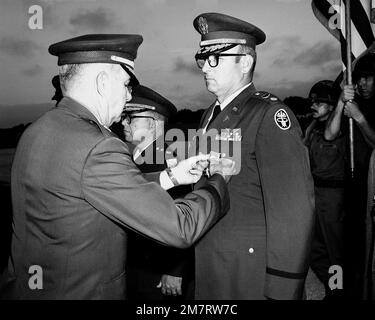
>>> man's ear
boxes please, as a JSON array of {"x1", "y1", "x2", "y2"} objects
[
  {"x1": 242, "y1": 55, "x2": 254, "y2": 74},
  {"x1": 96, "y1": 71, "x2": 109, "y2": 96}
]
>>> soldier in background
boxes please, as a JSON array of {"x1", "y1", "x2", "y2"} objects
[
  {"x1": 304, "y1": 80, "x2": 346, "y2": 300},
  {"x1": 325, "y1": 53, "x2": 375, "y2": 298}
]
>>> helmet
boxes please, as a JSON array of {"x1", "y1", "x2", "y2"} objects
[
  {"x1": 309, "y1": 80, "x2": 339, "y2": 105},
  {"x1": 353, "y1": 53, "x2": 375, "y2": 81}
]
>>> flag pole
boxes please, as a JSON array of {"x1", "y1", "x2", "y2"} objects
[{"x1": 345, "y1": 0, "x2": 355, "y2": 178}]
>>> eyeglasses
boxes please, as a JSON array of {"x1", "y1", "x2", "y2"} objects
[
  {"x1": 122, "y1": 114, "x2": 156, "y2": 124},
  {"x1": 195, "y1": 53, "x2": 247, "y2": 69}
]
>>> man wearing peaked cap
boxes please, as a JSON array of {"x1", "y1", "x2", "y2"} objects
[
  {"x1": 122, "y1": 85, "x2": 194, "y2": 300},
  {"x1": 122, "y1": 85, "x2": 177, "y2": 169},
  {"x1": 0, "y1": 34, "x2": 231, "y2": 299},
  {"x1": 191, "y1": 13, "x2": 315, "y2": 300},
  {"x1": 48, "y1": 34, "x2": 143, "y2": 86}
]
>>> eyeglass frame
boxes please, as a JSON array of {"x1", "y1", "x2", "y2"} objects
[
  {"x1": 195, "y1": 53, "x2": 248, "y2": 69},
  {"x1": 122, "y1": 114, "x2": 156, "y2": 124},
  {"x1": 124, "y1": 84, "x2": 133, "y2": 94}
]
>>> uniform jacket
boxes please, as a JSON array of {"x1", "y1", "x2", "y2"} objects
[
  {"x1": 0, "y1": 97, "x2": 229, "y2": 300},
  {"x1": 127, "y1": 137, "x2": 194, "y2": 291},
  {"x1": 194, "y1": 84, "x2": 315, "y2": 300}
]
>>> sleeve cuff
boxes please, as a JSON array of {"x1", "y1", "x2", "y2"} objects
[{"x1": 159, "y1": 170, "x2": 174, "y2": 190}]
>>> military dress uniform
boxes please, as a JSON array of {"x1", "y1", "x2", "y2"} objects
[
  {"x1": 0, "y1": 35, "x2": 229, "y2": 299},
  {"x1": 124, "y1": 85, "x2": 194, "y2": 300},
  {"x1": 192, "y1": 13, "x2": 315, "y2": 300}
]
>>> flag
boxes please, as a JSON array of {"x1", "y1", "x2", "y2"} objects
[{"x1": 311, "y1": 0, "x2": 375, "y2": 68}]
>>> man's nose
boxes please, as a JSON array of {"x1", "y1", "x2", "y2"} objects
[{"x1": 202, "y1": 59, "x2": 210, "y2": 73}]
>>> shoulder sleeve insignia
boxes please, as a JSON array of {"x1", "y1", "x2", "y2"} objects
[{"x1": 274, "y1": 108, "x2": 291, "y2": 130}]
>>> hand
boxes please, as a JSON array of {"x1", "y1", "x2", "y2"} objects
[
  {"x1": 341, "y1": 84, "x2": 355, "y2": 102},
  {"x1": 170, "y1": 154, "x2": 210, "y2": 185},
  {"x1": 208, "y1": 153, "x2": 236, "y2": 183},
  {"x1": 156, "y1": 275, "x2": 182, "y2": 296},
  {"x1": 344, "y1": 101, "x2": 365, "y2": 122}
]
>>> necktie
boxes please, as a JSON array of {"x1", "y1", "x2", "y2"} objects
[{"x1": 207, "y1": 103, "x2": 221, "y2": 128}]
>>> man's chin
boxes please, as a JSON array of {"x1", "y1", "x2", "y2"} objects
[{"x1": 205, "y1": 83, "x2": 216, "y2": 94}]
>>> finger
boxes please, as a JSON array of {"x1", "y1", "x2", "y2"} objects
[
  {"x1": 189, "y1": 169, "x2": 203, "y2": 175},
  {"x1": 156, "y1": 281, "x2": 162, "y2": 288},
  {"x1": 196, "y1": 163, "x2": 208, "y2": 171},
  {"x1": 177, "y1": 286, "x2": 182, "y2": 296},
  {"x1": 188, "y1": 154, "x2": 210, "y2": 165}
]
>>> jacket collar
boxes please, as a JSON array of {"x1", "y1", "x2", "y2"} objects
[
  {"x1": 57, "y1": 96, "x2": 113, "y2": 135},
  {"x1": 204, "y1": 83, "x2": 257, "y2": 131}
]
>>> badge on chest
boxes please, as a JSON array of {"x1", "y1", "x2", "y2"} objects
[{"x1": 215, "y1": 128, "x2": 242, "y2": 141}]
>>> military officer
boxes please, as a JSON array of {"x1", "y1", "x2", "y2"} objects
[
  {"x1": 0, "y1": 34, "x2": 232, "y2": 299},
  {"x1": 191, "y1": 13, "x2": 315, "y2": 300},
  {"x1": 123, "y1": 85, "x2": 194, "y2": 300}
]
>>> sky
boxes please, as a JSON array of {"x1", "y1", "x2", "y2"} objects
[{"x1": 0, "y1": 0, "x2": 342, "y2": 128}]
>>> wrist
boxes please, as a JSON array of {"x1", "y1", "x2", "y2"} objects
[
  {"x1": 166, "y1": 167, "x2": 179, "y2": 186},
  {"x1": 355, "y1": 114, "x2": 366, "y2": 124}
]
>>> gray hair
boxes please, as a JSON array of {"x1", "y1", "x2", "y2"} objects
[
  {"x1": 58, "y1": 64, "x2": 83, "y2": 93},
  {"x1": 236, "y1": 45, "x2": 257, "y2": 78}
]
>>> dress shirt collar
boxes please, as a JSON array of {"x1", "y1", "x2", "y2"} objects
[{"x1": 218, "y1": 82, "x2": 253, "y2": 110}]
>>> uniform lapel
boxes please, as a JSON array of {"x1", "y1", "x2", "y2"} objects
[
  {"x1": 207, "y1": 83, "x2": 257, "y2": 131},
  {"x1": 200, "y1": 102, "x2": 217, "y2": 129}
]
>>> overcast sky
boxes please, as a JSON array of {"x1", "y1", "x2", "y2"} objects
[{"x1": 0, "y1": 0, "x2": 341, "y2": 128}]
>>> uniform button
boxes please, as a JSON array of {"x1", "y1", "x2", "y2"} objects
[{"x1": 249, "y1": 248, "x2": 254, "y2": 254}]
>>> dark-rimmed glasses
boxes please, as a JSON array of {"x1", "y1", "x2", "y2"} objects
[
  {"x1": 195, "y1": 53, "x2": 247, "y2": 69},
  {"x1": 122, "y1": 114, "x2": 156, "y2": 124}
]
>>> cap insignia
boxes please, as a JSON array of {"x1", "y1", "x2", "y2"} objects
[{"x1": 198, "y1": 16, "x2": 209, "y2": 35}]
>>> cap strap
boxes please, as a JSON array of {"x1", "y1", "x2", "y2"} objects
[
  {"x1": 201, "y1": 38, "x2": 246, "y2": 46},
  {"x1": 125, "y1": 103, "x2": 156, "y2": 110},
  {"x1": 110, "y1": 55, "x2": 135, "y2": 70}
]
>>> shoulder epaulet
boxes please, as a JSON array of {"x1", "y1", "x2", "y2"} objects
[{"x1": 253, "y1": 91, "x2": 281, "y2": 103}]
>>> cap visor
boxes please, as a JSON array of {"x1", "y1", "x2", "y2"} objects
[{"x1": 121, "y1": 65, "x2": 139, "y2": 86}]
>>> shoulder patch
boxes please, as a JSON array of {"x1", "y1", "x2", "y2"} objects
[{"x1": 274, "y1": 108, "x2": 291, "y2": 130}]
